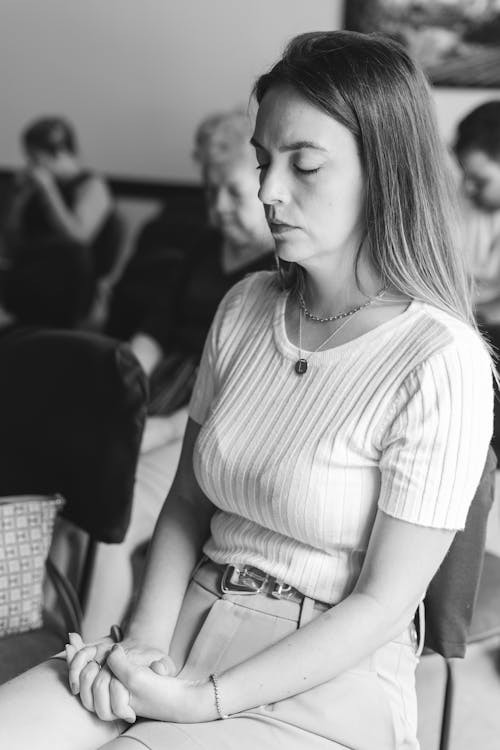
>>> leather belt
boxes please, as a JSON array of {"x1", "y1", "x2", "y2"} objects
[{"x1": 213, "y1": 561, "x2": 329, "y2": 610}]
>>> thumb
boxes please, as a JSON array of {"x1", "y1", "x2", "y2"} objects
[{"x1": 150, "y1": 655, "x2": 177, "y2": 676}]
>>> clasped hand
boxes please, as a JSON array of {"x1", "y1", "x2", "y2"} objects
[{"x1": 65, "y1": 633, "x2": 208, "y2": 724}]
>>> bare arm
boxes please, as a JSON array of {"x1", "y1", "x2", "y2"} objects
[
  {"x1": 125, "y1": 417, "x2": 215, "y2": 650},
  {"x1": 32, "y1": 169, "x2": 112, "y2": 244},
  {"x1": 201, "y1": 511, "x2": 453, "y2": 715},
  {"x1": 67, "y1": 417, "x2": 214, "y2": 719},
  {"x1": 68, "y1": 419, "x2": 211, "y2": 659}
]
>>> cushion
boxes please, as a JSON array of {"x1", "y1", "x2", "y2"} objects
[{"x1": 0, "y1": 494, "x2": 63, "y2": 636}]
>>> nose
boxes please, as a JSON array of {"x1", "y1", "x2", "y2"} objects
[{"x1": 258, "y1": 165, "x2": 289, "y2": 206}]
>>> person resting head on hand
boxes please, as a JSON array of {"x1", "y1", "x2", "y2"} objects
[
  {"x1": 12, "y1": 116, "x2": 112, "y2": 246},
  {"x1": 2, "y1": 115, "x2": 118, "y2": 328}
]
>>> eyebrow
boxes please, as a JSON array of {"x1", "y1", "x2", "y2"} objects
[{"x1": 250, "y1": 136, "x2": 328, "y2": 154}]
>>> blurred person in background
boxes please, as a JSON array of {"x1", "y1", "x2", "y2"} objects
[
  {"x1": 454, "y1": 100, "x2": 500, "y2": 454},
  {"x1": 108, "y1": 108, "x2": 273, "y2": 405},
  {"x1": 81, "y1": 108, "x2": 274, "y2": 638},
  {"x1": 0, "y1": 116, "x2": 122, "y2": 328}
]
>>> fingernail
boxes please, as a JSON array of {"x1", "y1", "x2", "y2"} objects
[{"x1": 70, "y1": 682, "x2": 79, "y2": 695}]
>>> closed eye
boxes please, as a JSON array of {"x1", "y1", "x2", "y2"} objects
[
  {"x1": 256, "y1": 163, "x2": 321, "y2": 175},
  {"x1": 294, "y1": 165, "x2": 320, "y2": 175}
]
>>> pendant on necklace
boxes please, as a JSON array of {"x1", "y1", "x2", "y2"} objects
[{"x1": 295, "y1": 358, "x2": 308, "y2": 375}]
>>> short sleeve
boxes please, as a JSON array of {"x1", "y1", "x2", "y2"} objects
[{"x1": 377, "y1": 339, "x2": 493, "y2": 530}]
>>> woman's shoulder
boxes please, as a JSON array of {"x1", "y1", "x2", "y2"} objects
[
  {"x1": 401, "y1": 301, "x2": 492, "y2": 385},
  {"x1": 221, "y1": 269, "x2": 278, "y2": 311},
  {"x1": 212, "y1": 270, "x2": 278, "y2": 338},
  {"x1": 416, "y1": 301, "x2": 488, "y2": 352}
]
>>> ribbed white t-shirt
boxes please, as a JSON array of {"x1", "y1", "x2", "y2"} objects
[{"x1": 189, "y1": 271, "x2": 493, "y2": 604}]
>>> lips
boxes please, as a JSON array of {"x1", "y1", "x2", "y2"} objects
[{"x1": 268, "y1": 221, "x2": 297, "y2": 234}]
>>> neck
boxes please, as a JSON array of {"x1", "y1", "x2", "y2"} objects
[{"x1": 298, "y1": 254, "x2": 383, "y2": 317}]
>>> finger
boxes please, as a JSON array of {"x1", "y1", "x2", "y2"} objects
[
  {"x1": 69, "y1": 645, "x2": 98, "y2": 694},
  {"x1": 65, "y1": 644, "x2": 76, "y2": 666},
  {"x1": 94, "y1": 639, "x2": 114, "y2": 664},
  {"x1": 92, "y1": 668, "x2": 115, "y2": 722},
  {"x1": 150, "y1": 660, "x2": 167, "y2": 675},
  {"x1": 106, "y1": 645, "x2": 134, "y2": 686},
  {"x1": 150, "y1": 656, "x2": 176, "y2": 676},
  {"x1": 109, "y1": 677, "x2": 136, "y2": 723},
  {"x1": 79, "y1": 661, "x2": 101, "y2": 712},
  {"x1": 68, "y1": 632, "x2": 85, "y2": 650}
]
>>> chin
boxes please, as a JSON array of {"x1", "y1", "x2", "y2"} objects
[{"x1": 274, "y1": 239, "x2": 312, "y2": 265}]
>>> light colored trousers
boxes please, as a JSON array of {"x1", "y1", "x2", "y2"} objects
[{"x1": 0, "y1": 559, "x2": 420, "y2": 750}]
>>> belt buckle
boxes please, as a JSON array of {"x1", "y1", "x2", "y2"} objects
[
  {"x1": 271, "y1": 580, "x2": 296, "y2": 601},
  {"x1": 220, "y1": 564, "x2": 268, "y2": 595}
]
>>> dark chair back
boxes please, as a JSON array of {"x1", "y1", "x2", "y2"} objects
[
  {"x1": 0, "y1": 325, "x2": 148, "y2": 543},
  {"x1": 423, "y1": 446, "x2": 497, "y2": 658}
]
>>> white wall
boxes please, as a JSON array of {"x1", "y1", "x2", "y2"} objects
[
  {"x1": 433, "y1": 88, "x2": 500, "y2": 146},
  {"x1": 1, "y1": 0, "x2": 498, "y2": 183},
  {"x1": 0, "y1": 0, "x2": 341, "y2": 182}
]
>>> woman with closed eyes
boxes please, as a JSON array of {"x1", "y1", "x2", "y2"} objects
[{"x1": 0, "y1": 30, "x2": 494, "y2": 750}]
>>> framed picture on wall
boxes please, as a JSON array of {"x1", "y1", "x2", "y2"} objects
[{"x1": 344, "y1": 0, "x2": 500, "y2": 88}]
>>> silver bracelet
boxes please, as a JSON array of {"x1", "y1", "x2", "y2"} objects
[{"x1": 209, "y1": 673, "x2": 229, "y2": 720}]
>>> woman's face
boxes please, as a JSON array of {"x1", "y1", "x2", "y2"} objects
[
  {"x1": 25, "y1": 148, "x2": 54, "y2": 170},
  {"x1": 460, "y1": 149, "x2": 500, "y2": 211},
  {"x1": 252, "y1": 85, "x2": 365, "y2": 271},
  {"x1": 204, "y1": 159, "x2": 269, "y2": 247}
]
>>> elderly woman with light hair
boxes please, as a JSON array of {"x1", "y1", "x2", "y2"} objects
[
  {"x1": 128, "y1": 108, "x2": 274, "y2": 378},
  {"x1": 80, "y1": 107, "x2": 274, "y2": 639}
]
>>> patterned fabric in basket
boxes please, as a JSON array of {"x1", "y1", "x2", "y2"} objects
[{"x1": 0, "y1": 494, "x2": 64, "y2": 636}]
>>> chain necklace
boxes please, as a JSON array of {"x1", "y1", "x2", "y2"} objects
[
  {"x1": 294, "y1": 289, "x2": 386, "y2": 375},
  {"x1": 298, "y1": 286, "x2": 386, "y2": 324}
]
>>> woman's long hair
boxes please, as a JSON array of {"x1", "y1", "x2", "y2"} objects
[{"x1": 254, "y1": 31, "x2": 476, "y2": 329}]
